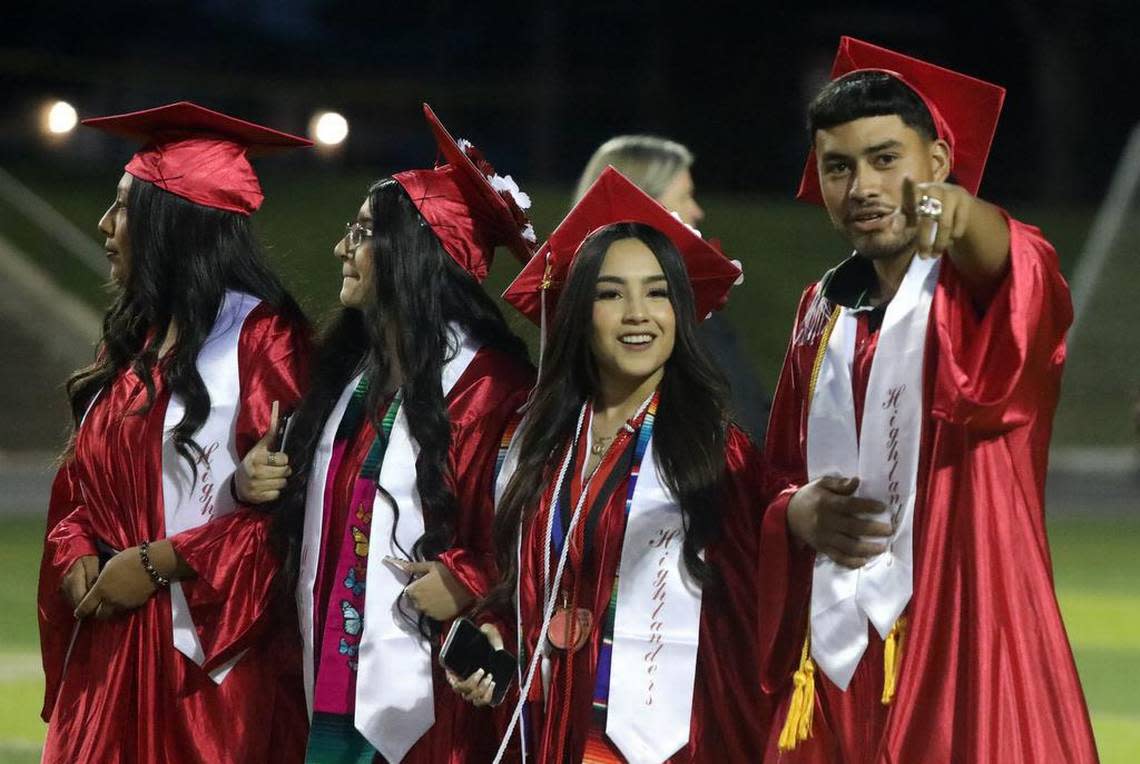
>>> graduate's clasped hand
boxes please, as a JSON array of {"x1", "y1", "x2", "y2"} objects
[
  {"x1": 59, "y1": 555, "x2": 99, "y2": 611},
  {"x1": 71, "y1": 546, "x2": 159, "y2": 620},
  {"x1": 235, "y1": 400, "x2": 292, "y2": 504},
  {"x1": 786, "y1": 475, "x2": 894, "y2": 569}
]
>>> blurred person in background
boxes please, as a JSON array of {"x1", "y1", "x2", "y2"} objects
[
  {"x1": 758, "y1": 37, "x2": 1097, "y2": 763},
  {"x1": 37, "y1": 102, "x2": 313, "y2": 762},
  {"x1": 253, "y1": 104, "x2": 536, "y2": 763},
  {"x1": 575, "y1": 135, "x2": 772, "y2": 443},
  {"x1": 454, "y1": 169, "x2": 768, "y2": 763}
]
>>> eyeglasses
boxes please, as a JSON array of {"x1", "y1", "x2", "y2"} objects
[{"x1": 344, "y1": 222, "x2": 373, "y2": 253}]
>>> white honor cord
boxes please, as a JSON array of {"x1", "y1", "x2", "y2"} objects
[
  {"x1": 494, "y1": 403, "x2": 588, "y2": 763},
  {"x1": 514, "y1": 518, "x2": 527, "y2": 762},
  {"x1": 492, "y1": 392, "x2": 655, "y2": 763},
  {"x1": 520, "y1": 252, "x2": 552, "y2": 415}
]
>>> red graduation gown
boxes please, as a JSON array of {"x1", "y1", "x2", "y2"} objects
[
  {"x1": 516, "y1": 422, "x2": 770, "y2": 763},
  {"x1": 38, "y1": 303, "x2": 311, "y2": 763},
  {"x1": 758, "y1": 217, "x2": 1099, "y2": 763},
  {"x1": 308, "y1": 346, "x2": 534, "y2": 763}
]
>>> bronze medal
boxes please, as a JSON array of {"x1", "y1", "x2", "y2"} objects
[{"x1": 548, "y1": 605, "x2": 593, "y2": 652}]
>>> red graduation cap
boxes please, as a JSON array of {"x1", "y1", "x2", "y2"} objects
[
  {"x1": 392, "y1": 104, "x2": 536, "y2": 282},
  {"x1": 503, "y1": 166, "x2": 742, "y2": 325},
  {"x1": 82, "y1": 101, "x2": 312, "y2": 216},
  {"x1": 797, "y1": 36, "x2": 1006, "y2": 205}
]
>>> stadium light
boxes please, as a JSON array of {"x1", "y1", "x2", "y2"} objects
[
  {"x1": 310, "y1": 111, "x2": 348, "y2": 147},
  {"x1": 42, "y1": 100, "x2": 78, "y2": 135}
]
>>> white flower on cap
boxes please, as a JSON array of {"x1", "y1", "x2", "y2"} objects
[
  {"x1": 489, "y1": 172, "x2": 532, "y2": 210},
  {"x1": 669, "y1": 209, "x2": 702, "y2": 238},
  {"x1": 731, "y1": 259, "x2": 744, "y2": 286}
]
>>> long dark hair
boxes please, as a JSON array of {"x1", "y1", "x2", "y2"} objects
[
  {"x1": 65, "y1": 177, "x2": 306, "y2": 473},
  {"x1": 487, "y1": 222, "x2": 730, "y2": 612},
  {"x1": 271, "y1": 178, "x2": 528, "y2": 599}
]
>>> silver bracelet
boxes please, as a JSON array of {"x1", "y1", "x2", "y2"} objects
[{"x1": 138, "y1": 541, "x2": 170, "y2": 588}]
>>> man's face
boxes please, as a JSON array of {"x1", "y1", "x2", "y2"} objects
[{"x1": 814, "y1": 114, "x2": 949, "y2": 260}]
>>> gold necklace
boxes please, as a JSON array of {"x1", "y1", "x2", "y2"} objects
[{"x1": 590, "y1": 433, "x2": 615, "y2": 456}]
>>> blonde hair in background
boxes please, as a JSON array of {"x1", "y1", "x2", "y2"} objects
[{"x1": 574, "y1": 135, "x2": 694, "y2": 203}]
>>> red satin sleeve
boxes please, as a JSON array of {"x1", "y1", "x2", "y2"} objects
[
  {"x1": 37, "y1": 460, "x2": 99, "y2": 720},
  {"x1": 757, "y1": 286, "x2": 817, "y2": 693},
  {"x1": 168, "y1": 509, "x2": 279, "y2": 672},
  {"x1": 932, "y1": 213, "x2": 1072, "y2": 434},
  {"x1": 761, "y1": 286, "x2": 816, "y2": 503},
  {"x1": 689, "y1": 426, "x2": 773, "y2": 756},
  {"x1": 41, "y1": 459, "x2": 99, "y2": 578},
  {"x1": 233, "y1": 302, "x2": 312, "y2": 455},
  {"x1": 169, "y1": 304, "x2": 311, "y2": 671},
  {"x1": 436, "y1": 349, "x2": 533, "y2": 605}
]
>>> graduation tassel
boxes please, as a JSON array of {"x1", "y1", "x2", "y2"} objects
[
  {"x1": 520, "y1": 254, "x2": 554, "y2": 416},
  {"x1": 777, "y1": 305, "x2": 836, "y2": 754},
  {"x1": 778, "y1": 631, "x2": 816, "y2": 751},
  {"x1": 881, "y1": 617, "x2": 908, "y2": 705}
]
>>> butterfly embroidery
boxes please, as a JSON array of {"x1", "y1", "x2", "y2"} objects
[
  {"x1": 355, "y1": 504, "x2": 372, "y2": 524},
  {"x1": 352, "y1": 526, "x2": 369, "y2": 558},
  {"x1": 338, "y1": 637, "x2": 359, "y2": 657},
  {"x1": 341, "y1": 600, "x2": 363, "y2": 636},
  {"x1": 344, "y1": 567, "x2": 365, "y2": 596}
]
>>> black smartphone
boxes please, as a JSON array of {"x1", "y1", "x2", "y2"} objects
[
  {"x1": 271, "y1": 412, "x2": 293, "y2": 453},
  {"x1": 439, "y1": 617, "x2": 516, "y2": 706}
]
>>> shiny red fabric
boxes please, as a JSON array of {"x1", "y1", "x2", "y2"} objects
[
  {"x1": 126, "y1": 138, "x2": 266, "y2": 215},
  {"x1": 82, "y1": 101, "x2": 312, "y2": 216},
  {"x1": 392, "y1": 104, "x2": 535, "y2": 282},
  {"x1": 37, "y1": 303, "x2": 311, "y2": 763},
  {"x1": 797, "y1": 36, "x2": 1006, "y2": 206},
  {"x1": 758, "y1": 219, "x2": 1098, "y2": 763},
  {"x1": 306, "y1": 347, "x2": 534, "y2": 763},
  {"x1": 502, "y1": 167, "x2": 742, "y2": 326},
  {"x1": 515, "y1": 423, "x2": 770, "y2": 762}
]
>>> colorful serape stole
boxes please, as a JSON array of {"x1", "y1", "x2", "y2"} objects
[
  {"x1": 306, "y1": 383, "x2": 402, "y2": 764},
  {"x1": 493, "y1": 413, "x2": 523, "y2": 490},
  {"x1": 581, "y1": 395, "x2": 658, "y2": 763}
]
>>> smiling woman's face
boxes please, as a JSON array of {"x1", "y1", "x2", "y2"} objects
[
  {"x1": 97, "y1": 172, "x2": 133, "y2": 286},
  {"x1": 589, "y1": 237, "x2": 676, "y2": 390},
  {"x1": 335, "y1": 196, "x2": 375, "y2": 308}
]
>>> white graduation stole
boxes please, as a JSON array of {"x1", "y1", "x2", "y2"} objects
[
  {"x1": 161, "y1": 290, "x2": 260, "y2": 684},
  {"x1": 496, "y1": 423, "x2": 704, "y2": 764},
  {"x1": 298, "y1": 327, "x2": 480, "y2": 763},
  {"x1": 806, "y1": 256, "x2": 940, "y2": 691}
]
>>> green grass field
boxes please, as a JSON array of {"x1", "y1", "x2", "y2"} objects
[{"x1": 2, "y1": 514, "x2": 1137, "y2": 761}]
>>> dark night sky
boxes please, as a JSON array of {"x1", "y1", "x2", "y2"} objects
[{"x1": 2, "y1": 0, "x2": 1137, "y2": 202}]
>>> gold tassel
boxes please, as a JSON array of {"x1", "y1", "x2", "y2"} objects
[
  {"x1": 881, "y1": 617, "x2": 908, "y2": 705},
  {"x1": 778, "y1": 631, "x2": 816, "y2": 751}
]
